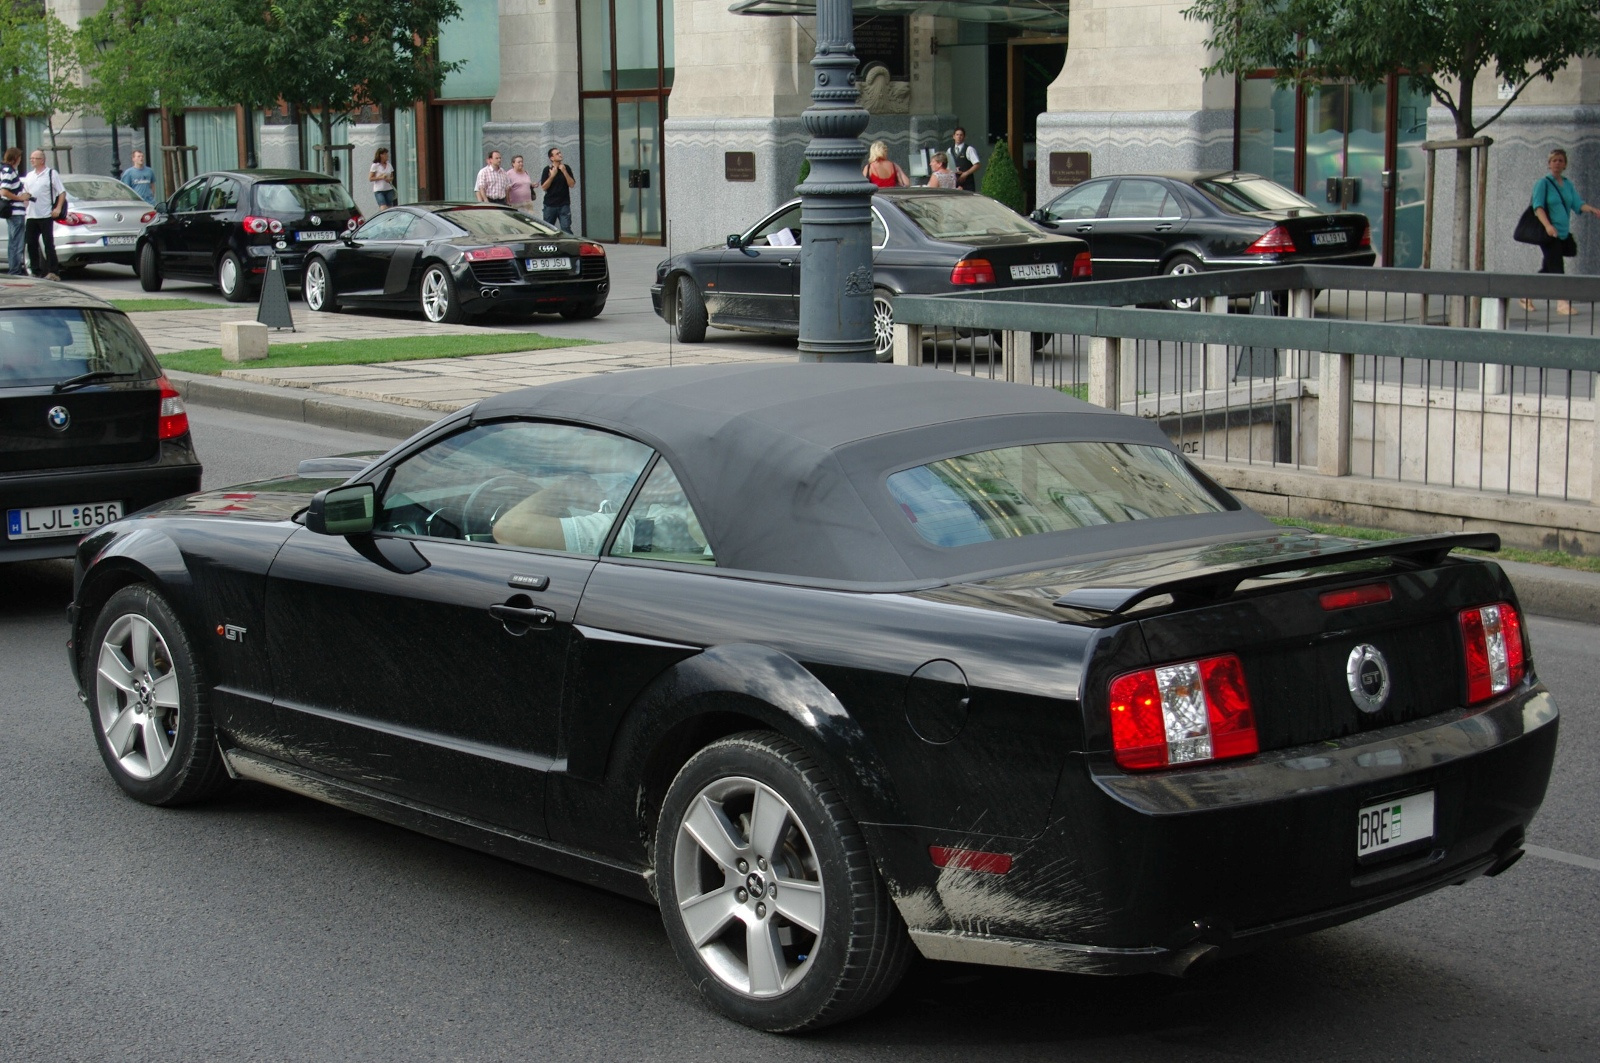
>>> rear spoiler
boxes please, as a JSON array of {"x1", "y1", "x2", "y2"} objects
[{"x1": 1052, "y1": 532, "x2": 1501, "y2": 616}]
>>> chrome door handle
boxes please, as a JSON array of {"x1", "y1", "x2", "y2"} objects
[
  {"x1": 1075, "y1": 224, "x2": 1093, "y2": 233},
  {"x1": 1154, "y1": 223, "x2": 1174, "y2": 232}
]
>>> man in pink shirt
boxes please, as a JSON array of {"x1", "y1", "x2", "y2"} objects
[{"x1": 474, "y1": 150, "x2": 510, "y2": 204}]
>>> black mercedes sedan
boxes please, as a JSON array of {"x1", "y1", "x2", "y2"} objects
[
  {"x1": 652, "y1": 189, "x2": 1092, "y2": 359},
  {"x1": 303, "y1": 204, "x2": 608, "y2": 324},
  {"x1": 1031, "y1": 172, "x2": 1375, "y2": 307},
  {"x1": 3, "y1": 278, "x2": 200, "y2": 563},
  {"x1": 68, "y1": 365, "x2": 1555, "y2": 1032},
  {"x1": 136, "y1": 169, "x2": 361, "y2": 302}
]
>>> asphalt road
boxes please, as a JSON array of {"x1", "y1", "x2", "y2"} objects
[{"x1": 3, "y1": 405, "x2": 1597, "y2": 1061}]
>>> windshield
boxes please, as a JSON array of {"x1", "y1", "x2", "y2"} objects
[
  {"x1": 1196, "y1": 175, "x2": 1318, "y2": 213},
  {"x1": 436, "y1": 207, "x2": 561, "y2": 239},
  {"x1": 886, "y1": 441, "x2": 1229, "y2": 548},
  {"x1": 892, "y1": 194, "x2": 1038, "y2": 240},
  {"x1": 253, "y1": 180, "x2": 357, "y2": 214},
  {"x1": 0, "y1": 309, "x2": 155, "y2": 388},
  {"x1": 64, "y1": 178, "x2": 142, "y2": 202}
]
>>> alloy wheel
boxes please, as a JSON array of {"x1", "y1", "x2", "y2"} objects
[
  {"x1": 95, "y1": 614, "x2": 181, "y2": 780},
  {"x1": 422, "y1": 269, "x2": 450, "y2": 322},
  {"x1": 1166, "y1": 260, "x2": 1201, "y2": 310},
  {"x1": 872, "y1": 293, "x2": 895, "y2": 360},
  {"x1": 305, "y1": 260, "x2": 328, "y2": 310}
]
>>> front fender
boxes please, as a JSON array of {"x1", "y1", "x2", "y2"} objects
[{"x1": 69, "y1": 526, "x2": 194, "y2": 688}]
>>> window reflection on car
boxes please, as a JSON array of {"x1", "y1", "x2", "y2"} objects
[{"x1": 894, "y1": 194, "x2": 1038, "y2": 239}]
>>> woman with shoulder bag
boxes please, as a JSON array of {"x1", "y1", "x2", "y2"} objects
[{"x1": 1522, "y1": 148, "x2": 1600, "y2": 315}]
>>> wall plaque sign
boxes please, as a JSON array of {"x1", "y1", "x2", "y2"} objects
[
  {"x1": 725, "y1": 152, "x2": 756, "y2": 182},
  {"x1": 1049, "y1": 152, "x2": 1092, "y2": 187}
]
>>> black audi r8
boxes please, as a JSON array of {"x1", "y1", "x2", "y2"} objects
[
  {"x1": 652, "y1": 189, "x2": 1092, "y2": 359},
  {"x1": 68, "y1": 365, "x2": 1555, "y2": 1033},
  {"x1": 302, "y1": 204, "x2": 609, "y2": 324},
  {"x1": 1031, "y1": 171, "x2": 1375, "y2": 308}
]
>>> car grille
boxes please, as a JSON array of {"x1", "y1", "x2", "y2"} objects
[
  {"x1": 580, "y1": 257, "x2": 607, "y2": 280},
  {"x1": 470, "y1": 261, "x2": 519, "y2": 284}
]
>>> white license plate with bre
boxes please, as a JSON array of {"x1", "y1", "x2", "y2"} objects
[
  {"x1": 526, "y1": 257, "x2": 571, "y2": 272},
  {"x1": 7, "y1": 500, "x2": 123, "y2": 540},
  {"x1": 298, "y1": 230, "x2": 337, "y2": 242},
  {"x1": 1313, "y1": 231, "x2": 1348, "y2": 246},
  {"x1": 105, "y1": 236, "x2": 137, "y2": 246},
  {"x1": 1009, "y1": 262, "x2": 1061, "y2": 281},
  {"x1": 1357, "y1": 791, "x2": 1434, "y2": 857}
]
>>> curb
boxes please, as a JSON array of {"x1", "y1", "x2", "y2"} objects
[{"x1": 1496, "y1": 559, "x2": 1600, "y2": 626}]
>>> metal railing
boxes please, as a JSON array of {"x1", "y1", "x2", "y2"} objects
[{"x1": 892, "y1": 266, "x2": 1600, "y2": 504}]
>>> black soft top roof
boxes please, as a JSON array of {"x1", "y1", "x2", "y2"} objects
[{"x1": 470, "y1": 365, "x2": 1268, "y2": 583}]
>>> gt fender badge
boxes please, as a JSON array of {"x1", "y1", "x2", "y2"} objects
[
  {"x1": 1346, "y1": 644, "x2": 1390, "y2": 713},
  {"x1": 47, "y1": 406, "x2": 70, "y2": 431},
  {"x1": 216, "y1": 624, "x2": 247, "y2": 642}
]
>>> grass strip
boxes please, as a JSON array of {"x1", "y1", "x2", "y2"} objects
[
  {"x1": 1268, "y1": 516, "x2": 1600, "y2": 573},
  {"x1": 159, "y1": 332, "x2": 594, "y2": 376},
  {"x1": 113, "y1": 298, "x2": 222, "y2": 312}
]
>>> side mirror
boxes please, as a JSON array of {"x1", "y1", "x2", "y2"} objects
[
  {"x1": 1030, "y1": 209, "x2": 1055, "y2": 227},
  {"x1": 306, "y1": 483, "x2": 375, "y2": 535},
  {"x1": 725, "y1": 233, "x2": 743, "y2": 248}
]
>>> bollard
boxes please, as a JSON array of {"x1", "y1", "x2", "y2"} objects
[{"x1": 220, "y1": 320, "x2": 270, "y2": 362}]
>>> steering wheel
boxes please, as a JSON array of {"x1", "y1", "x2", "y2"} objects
[{"x1": 461, "y1": 474, "x2": 537, "y2": 539}]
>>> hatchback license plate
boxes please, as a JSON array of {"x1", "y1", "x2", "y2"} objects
[
  {"x1": 7, "y1": 501, "x2": 123, "y2": 540},
  {"x1": 105, "y1": 236, "x2": 137, "y2": 246},
  {"x1": 1357, "y1": 790, "x2": 1434, "y2": 857},
  {"x1": 298, "y1": 230, "x2": 337, "y2": 242},
  {"x1": 1313, "y1": 231, "x2": 1348, "y2": 246},
  {"x1": 1009, "y1": 262, "x2": 1060, "y2": 281},
  {"x1": 526, "y1": 257, "x2": 572, "y2": 272}
]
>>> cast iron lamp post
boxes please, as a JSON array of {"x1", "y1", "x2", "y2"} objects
[{"x1": 796, "y1": 0, "x2": 875, "y2": 362}]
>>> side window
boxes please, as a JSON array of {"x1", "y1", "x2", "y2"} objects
[
  {"x1": 608, "y1": 459, "x2": 715, "y2": 565},
  {"x1": 1107, "y1": 180, "x2": 1178, "y2": 219},
  {"x1": 207, "y1": 179, "x2": 240, "y2": 211},
  {"x1": 374, "y1": 421, "x2": 653, "y2": 553},
  {"x1": 748, "y1": 204, "x2": 802, "y2": 247},
  {"x1": 354, "y1": 211, "x2": 414, "y2": 241},
  {"x1": 871, "y1": 208, "x2": 887, "y2": 249},
  {"x1": 170, "y1": 178, "x2": 208, "y2": 214},
  {"x1": 1042, "y1": 181, "x2": 1109, "y2": 221}
]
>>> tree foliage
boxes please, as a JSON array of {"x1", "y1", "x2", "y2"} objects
[
  {"x1": 981, "y1": 139, "x2": 1026, "y2": 214},
  {"x1": 1, "y1": 3, "x2": 87, "y2": 157}
]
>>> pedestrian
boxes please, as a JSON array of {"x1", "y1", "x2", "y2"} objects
[
  {"x1": 1, "y1": 147, "x2": 25, "y2": 276},
  {"x1": 1521, "y1": 147, "x2": 1600, "y2": 315},
  {"x1": 540, "y1": 147, "x2": 576, "y2": 233},
  {"x1": 121, "y1": 149, "x2": 156, "y2": 206},
  {"x1": 474, "y1": 149, "x2": 510, "y2": 204},
  {"x1": 20, "y1": 150, "x2": 65, "y2": 281},
  {"x1": 948, "y1": 126, "x2": 981, "y2": 192},
  {"x1": 507, "y1": 154, "x2": 535, "y2": 209},
  {"x1": 927, "y1": 152, "x2": 957, "y2": 189},
  {"x1": 369, "y1": 148, "x2": 396, "y2": 210},
  {"x1": 862, "y1": 141, "x2": 909, "y2": 188}
]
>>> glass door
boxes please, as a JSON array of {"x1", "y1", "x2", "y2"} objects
[
  {"x1": 1304, "y1": 84, "x2": 1389, "y2": 260},
  {"x1": 617, "y1": 99, "x2": 662, "y2": 243}
]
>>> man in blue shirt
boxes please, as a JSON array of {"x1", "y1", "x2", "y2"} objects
[{"x1": 121, "y1": 150, "x2": 156, "y2": 205}]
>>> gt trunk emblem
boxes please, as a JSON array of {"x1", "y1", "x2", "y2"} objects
[
  {"x1": 47, "y1": 406, "x2": 70, "y2": 431},
  {"x1": 1346, "y1": 644, "x2": 1391, "y2": 713}
]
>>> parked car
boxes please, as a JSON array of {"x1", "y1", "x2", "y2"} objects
[
  {"x1": 303, "y1": 203, "x2": 609, "y2": 324},
  {"x1": 652, "y1": 189, "x2": 1093, "y2": 359},
  {"x1": 52, "y1": 175, "x2": 157, "y2": 274},
  {"x1": 68, "y1": 364, "x2": 1555, "y2": 1032},
  {"x1": 2, "y1": 278, "x2": 200, "y2": 563},
  {"x1": 136, "y1": 169, "x2": 360, "y2": 302},
  {"x1": 1031, "y1": 171, "x2": 1376, "y2": 308}
]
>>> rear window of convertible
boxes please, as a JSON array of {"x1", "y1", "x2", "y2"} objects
[{"x1": 886, "y1": 441, "x2": 1228, "y2": 548}]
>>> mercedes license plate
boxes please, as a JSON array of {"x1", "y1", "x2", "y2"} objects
[
  {"x1": 1313, "y1": 231, "x2": 1348, "y2": 246},
  {"x1": 297, "y1": 230, "x2": 337, "y2": 242},
  {"x1": 105, "y1": 236, "x2": 137, "y2": 246},
  {"x1": 1009, "y1": 262, "x2": 1060, "y2": 281},
  {"x1": 7, "y1": 500, "x2": 123, "y2": 540},
  {"x1": 1357, "y1": 791, "x2": 1434, "y2": 857},
  {"x1": 526, "y1": 257, "x2": 572, "y2": 272}
]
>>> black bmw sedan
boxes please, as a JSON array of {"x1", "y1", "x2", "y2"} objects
[
  {"x1": 652, "y1": 189, "x2": 1092, "y2": 359},
  {"x1": 1031, "y1": 171, "x2": 1375, "y2": 307},
  {"x1": 68, "y1": 364, "x2": 1555, "y2": 1032},
  {"x1": 136, "y1": 170, "x2": 361, "y2": 302},
  {"x1": 303, "y1": 204, "x2": 609, "y2": 325}
]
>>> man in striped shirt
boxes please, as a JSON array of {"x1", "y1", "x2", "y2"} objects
[
  {"x1": 474, "y1": 150, "x2": 510, "y2": 204},
  {"x1": 0, "y1": 148, "x2": 25, "y2": 275}
]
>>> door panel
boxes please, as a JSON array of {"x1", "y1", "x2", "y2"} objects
[
  {"x1": 1091, "y1": 179, "x2": 1186, "y2": 279},
  {"x1": 617, "y1": 98, "x2": 662, "y2": 244}
]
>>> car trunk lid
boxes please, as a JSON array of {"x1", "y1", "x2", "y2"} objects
[{"x1": 0, "y1": 383, "x2": 160, "y2": 473}]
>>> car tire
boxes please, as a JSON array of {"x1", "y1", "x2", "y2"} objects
[
  {"x1": 137, "y1": 243, "x2": 163, "y2": 292},
  {"x1": 304, "y1": 257, "x2": 338, "y2": 313},
  {"x1": 559, "y1": 299, "x2": 605, "y2": 320},
  {"x1": 421, "y1": 263, "x2": 464, "y2": 324},
  {"x1": 218, "y1": 251, "x2": 251, "y2": 302},
  {"x1": 86, "y1": 585, "x2": 232, "y2": 807},
  {"x1": 674, "y1": 280, "x2": 708, "y2": 343},
  {"x1": 872, "y1": 289, "x2": 896, "y2": 362},
  {"x1": 1162, "y1": 253, "x2": 1204, "y2": 311},
  {"x1": 654, "y1": 731, "x2": 912, "y2": 1033}
]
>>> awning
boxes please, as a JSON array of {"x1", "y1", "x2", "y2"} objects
[{"x1": 729, "y1": 1, "x2": 1072, "y2": 33}]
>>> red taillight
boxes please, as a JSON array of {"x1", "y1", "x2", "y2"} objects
[
  {"x1": 929, "y1": 846, "x2": 1013, "y2": 875},
  {"x1": 465, "y1": 245, "x2": 515, "y2": 262},
  {"x1": 1071, "y1": 251, "x2": 1092, "y2": 280},
  {"x1": 1359, "y1": 226, "x2": 1372, "y2": 248},
  {"x1": 950, "y1": 257, "x2": 995, "y2": 285},
  {"x1": 579, "y1": 242, "x2": 605, "y2": 257},
  {"x1": 346, "y1": 215, "x2": 361, "y2": 231},
  {"x1": 242, "y1": 215, "x2": 284, "y2": 235},
  {"x1": 58, "y1": 212, "x2": 97, "y2": 226},
  {"x1": 1319, "y1": 582, "x2": 1392, "y2": 611},
  {"x1": 140, "y1": 210, "x2": 156, "y2": 224},
  {"x1": 1108, "y1": 653, "x2": 1257, "y2": 771},
  {"x1": 1459, "y1": 602, "x2": 1527, "y2": 704},
  {"x1": 1244, "y1": 225, "x2": 1296, "y2": 254},
  {"x1": 156, "y1": 376, "x2": 189, "y2": 440}
]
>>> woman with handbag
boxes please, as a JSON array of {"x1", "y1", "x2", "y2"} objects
[{"x1": 1522, "y1": 148, "x2": 1600, "y2": 314}]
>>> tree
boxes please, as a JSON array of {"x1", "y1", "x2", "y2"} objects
[
  {"x1": 1183, "y1": 0, "x2": 1600, "y2": 270},
  {"x1": 0, "y1": 3, "x2": 87, "y2": 166},
  {"x1": 981, "y1": 139, "x2": 1025, "y2": 214}
]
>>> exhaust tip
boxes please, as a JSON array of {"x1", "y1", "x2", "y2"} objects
[
  {"x1": 1485, "y1": 847, "x2": 1525, "y2": 878},
  {"x1": 480, "y1": 287, "x2": 500, "y2": 299}
]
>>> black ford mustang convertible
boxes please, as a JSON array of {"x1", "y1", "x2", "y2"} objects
[{"x1": 68, "y1": 365, "x2": 1556, "y2": 1032}]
